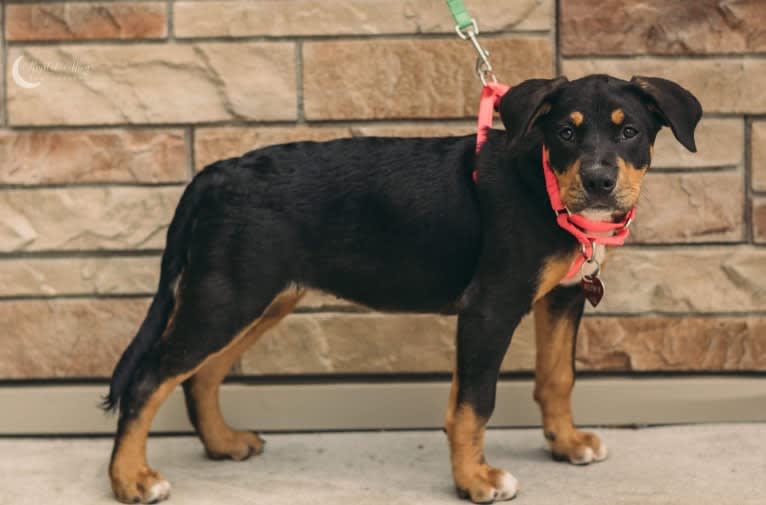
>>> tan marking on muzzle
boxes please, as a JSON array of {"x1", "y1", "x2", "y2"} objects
[
  {"x1": 556, "y1": 159, "x2": 584, "y2": 210},
  {"x1": 616, "y1": 156, "x2": 647, "y2": 209}
]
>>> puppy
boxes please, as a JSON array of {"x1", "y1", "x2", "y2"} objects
[{"x1": 104, "y1": 74, "x2": 701, "y2": 503}]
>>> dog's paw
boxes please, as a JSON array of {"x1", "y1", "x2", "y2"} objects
[
  {"x1": 111, "y1": 466, "x2": 171, "y2": 504},
  {"x1": 205, "y1": 430, "x2": 265, "y2": 461},
  {"x1": 547, "y1": 429, "x2": 608, "y2": 465},
  {"x1": 456, "y1": 466, "x2": 519, "y2": 503}
]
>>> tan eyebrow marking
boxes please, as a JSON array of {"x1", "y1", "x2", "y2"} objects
[
  {"x1": 611, "y1": 108, "x2": 625, "y2": 125},
  {"x1": 569, "y1": 111, "x2": 583, "y2": 126}
]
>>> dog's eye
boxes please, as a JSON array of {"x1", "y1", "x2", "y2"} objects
[
  {"x1": 622, "y1": 126, "x2": 638, "y2": 139},
  {"x1": 559, "y1": 127, "x2": 575, "y2": 142}
]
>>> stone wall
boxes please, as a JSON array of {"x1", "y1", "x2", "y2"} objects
[{"x1": 1, "y1": 0, "x2": 764, "y2": 380}]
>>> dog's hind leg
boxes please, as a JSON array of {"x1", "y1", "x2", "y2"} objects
[
  {"x1": 109, "y1": 273, "x2": 298, "y2": 504},
  {"x1": 533, "y1": 285, "x2": 607, "y2": 465},
  {"x1": 109, "y1": 360, "x2": 187, "y2": 504},
  {"x1": 182, "y1": 286, "x2": 305, "y2": 461}
]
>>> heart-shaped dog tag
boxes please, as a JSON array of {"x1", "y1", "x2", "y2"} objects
[{"x1": 581, "y1": 274, "x2": 605, "y2": 307}]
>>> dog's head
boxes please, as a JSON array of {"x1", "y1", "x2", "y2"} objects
[{"x1": 498, "y1": 74, "x2": 702, "y2": 216}]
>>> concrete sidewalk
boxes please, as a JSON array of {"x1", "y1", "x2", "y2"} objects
[{"x1": 1, "y1": 424, "x2": 764, "y2": 505}]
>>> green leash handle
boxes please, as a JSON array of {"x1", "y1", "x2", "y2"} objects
[{"x1": 445, "y1": 0, "x2": 476, "y2": 33}]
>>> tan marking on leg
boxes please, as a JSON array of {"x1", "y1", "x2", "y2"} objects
[
  {"x1": 159, "y1": 274, "x2": 184, "y2": 343},
  {"x1": 611, "y1": 108, "x2": 624, "y2": 125},
  {"x1": 190, "y1": 287, "x2": 305, "y2": 460},
  {"x1": 569, "y1": 111, "x2": 584, "y2": 126},
  {"x1": 534, "y1": 253, "x2": 578, "y2": 302},
  {"x1": 533, "y1": 294, "x2": 606, "y2": 465},
  {"x1": 446, "y1": 402, "x2": 518, "y2": 502},
  {"x1": 616, "y1": 156, "x2": 647, "y2": 210},
  {"x1": 110, "y1": 286, "x2": 305, "y2": 503},
  {"x1": 110, "y1": 378, "x2": 186, "y2": 503},
  {"x1": 445, "y1": 368, "x2": 458, "y2": 432}
]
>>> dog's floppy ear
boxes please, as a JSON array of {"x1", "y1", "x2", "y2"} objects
[
  {"x1": 498, "y1": 76, "x2": 568, "y2": 149},
  {"x1": 629, "y1": 76, "x2": 702, "y2": 152}
]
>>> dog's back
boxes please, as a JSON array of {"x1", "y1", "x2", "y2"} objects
[{"x1": 190, "y1": 135, "x2": 483, "y2": 311}]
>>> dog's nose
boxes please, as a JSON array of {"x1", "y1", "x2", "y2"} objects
[{"x1": 581, "y1": 167, "x2": 617, "y2": 196}]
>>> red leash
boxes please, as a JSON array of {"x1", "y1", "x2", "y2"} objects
[
  {"x1": 473, "y1": 84, "x2": 635, "y2": 304},
  {"x1": 473, "y1": 82, "x2": 510, "y2": 182}
]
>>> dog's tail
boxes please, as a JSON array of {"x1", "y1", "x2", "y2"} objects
[{"x1": 101, "y1": 172, "x2": 210, "y2": 412}]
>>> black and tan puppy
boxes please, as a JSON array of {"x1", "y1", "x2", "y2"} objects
[{"x1": 104, "y1": 74, "x2": 701, "y2": 503}]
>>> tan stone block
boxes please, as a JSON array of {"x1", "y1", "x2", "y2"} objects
[
  {"x1": 7, "y1": 43, "x2": 296, "y2": 125},
  {"x1": 6, "y1": 2, "x2": 167, "y2": 41},
  {"x1": 193, "y1": 124, "x2": 476, "y2": 170},
  {"x1": 353, "y1": 123, "x2": 476, "y2": 138},
  {"x1": 240, "y1": 313, "x2": 536, "y2": 374},
  {"x1": 754, "y1": 199, "x2": 766, "y2": 244},
  {"x1": 629, "y1": 171, "x2": 744, "y2": 243},
  {"x1": 561, "y1": 58, "x2": 766, "y2": 114},
  {"x1": 304, "y1": 38, "x2": 553, "y2": 120},
  {"x1": 595, "y1": 247, "x2": 766, "y2": 314},
  {"x1": 3, "y1": 298, "x2": 763, "y2": 378},
  {"x1": 0, "y1": 257, "x2": 160, "y2": 297},
  {"x1": 578, "y1": 317, "x2": 766, "y2": 371},
  {"x1": 652, "y1": 118, "x2": 743, "y2": 169},
  {"x1": 0, "y1": 299, "x2": 148, "y2": 379},
  {"x1": 0, "y1": 187, "x2": 182, "y2": 252},
  {"x1": 174, "y1": 0, "x2": 552, "y2": 38},
  {"x1": 241, "y1": 313, "x2": 766, "y2": 374},
  {"x1": 561, "y1": 0, "x2": 766, "y2": 55},
  {"x1": 0, "y1": 257, "x2": 367, "y2": 307},
  {"x1": 0, "y1": 129, "x2": 187, "y2": 184},
  {"x1": 0, "y1": 8, "x2": 4, "y2": 125},
  {"x1": 194, "y1": 127, "x2": 352, "y2": 171},
  {"x1": 752, "y1": 122, "x2": 766, "y2": 191}
]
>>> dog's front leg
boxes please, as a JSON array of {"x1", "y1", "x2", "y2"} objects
[
  {"x1": 446, "y1": 310, "x2": 522, "y2": 503},
  {"x1": 533, "y1": 285, "x2": 608, "y2": 464}
]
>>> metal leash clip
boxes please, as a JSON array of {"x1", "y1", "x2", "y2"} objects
[
  {"x1": 455, "y1": 18, "x2": 497, "y2": 85},
  {"x1": 580, "y1": 239, "x2": 596, "y2": 262}
]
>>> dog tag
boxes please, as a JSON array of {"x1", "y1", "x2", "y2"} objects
[{"x1": 581, "y1": 274, "x2": 605, "y2": 307}]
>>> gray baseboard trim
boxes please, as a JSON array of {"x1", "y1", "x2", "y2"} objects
[{"x1": 0, "y1": 377, "x2": 764, "y2": 435}]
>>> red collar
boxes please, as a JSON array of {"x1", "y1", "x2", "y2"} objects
[
  {"x1": 474, "y1": 83, "x2": 635, "y2": 281},
  {"x1": 542, "y1": 146, "x2": 635, "y2": 279}
]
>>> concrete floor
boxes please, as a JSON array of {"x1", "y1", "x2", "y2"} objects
[{"x1": 1, "y1": 425, "x2": 764, "y2": 505}]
